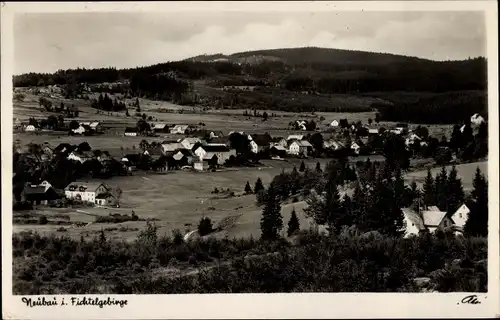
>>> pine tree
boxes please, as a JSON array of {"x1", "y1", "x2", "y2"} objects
[
  {"x1": 254, "y1": 177, "x2": 264, "y2": 194},
  {"x1": 435, "y1": 166, "x2": 448, "y2": 211},
  {"x1": 324, "y1": 176, "x2": 342, "y2": 233},
  {"x1": 393, "y1": 167, "x2": 406, "y2": 208},
  {"x1": 446, "y1": 165, "x2": 465, "y2": 214},
  {"x1": 244, "y1": 181, "x2": 253, "y2": 194},
  {"x1": 423, "y1": 168, "x2": 435, "y2": 207},
  {"x1": 260, "y1": 184, "x2": 283, "y2": 240},
  {"x1": 315, "y1": 161, "x2": 322, "y2": 173},
  {"x1": 299, "y1": 161, "x2": 306, "y2": 172},
  {"x1": 450, "y1": 124, "x2": 462, "y2": 151},
  {"x1": 351, "y1": 183, "x2": 367, "y2": 229},
  {"x1": 464, "y1": 167, "x2": 488, "y2": 237},
  {"x1": 287, "y1": 208, "x2": 300, "y2": 237},
  {"x1": 304, "y1": 189, "x2": 327, "y2": 225}
]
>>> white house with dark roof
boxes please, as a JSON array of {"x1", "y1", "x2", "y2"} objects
[
  {"x1": 288, "y1": 140, "x2": 312, "y2": 156},
  {"x1": 64, "y1": 182, "x2": 110, "y2": 204},
  {"x1": 194, "y1": 144, "x2": 236, "y2": 165},
  {"x1": 450, "y1": 204, "x2": 470, "y2": 230},
  {"x1": 402, "y1": 208, "x2": 426, "y2": 237},
  {"x1": 402, "y1": 207, "x2": 454, "y2": 236}
]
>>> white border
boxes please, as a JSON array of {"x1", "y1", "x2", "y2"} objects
[{"x1": 2, "y1": 2, "x2": 499, "y2": 319}]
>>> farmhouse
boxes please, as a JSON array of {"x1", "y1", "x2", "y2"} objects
[
  {"x1": 270, "y1": 145, "x2": 287, "y2": 158},
  {"x1": 67, "y1": 151, "x2": 95, "y2": 163},
  {"x1": 72, "y1": 124, "x2": 88, "y2": 135},
  {"x1": 368, "y1": 128, "x2": 379, "y2": 135},
  {"x1": 330, "y1": 120, "x2": 339, "y2": 127},
  {"x1": 170, "y1": 124, "x2": 189, "y2": 134},
  {"x1": 162, "y1": 142, "x2": 185, "y2": 154},
  {"x1": 173, "y1": 149, "x2": 196, "y2": 166},
  {"x1": 194, "y1": 145, "x2": 236, "y2": 165},
  {"x1": 64, "y1": 182, "x2": 110, "y2": 204},
  {"x1": 288, "y1": 140, "x2": 312, "y2": 156},
  {"x1": 323, "y1": 139, "x2": 345, "y2": 151},
  {"x1": 80, "y1": 122, "x2": 101, "y2": 133},
  {"x1": 153, "y1": 123, "x2": 170, "y2": 133},
  {"x1": 124, "y1": 127, "x2": 138, "y2": 137},
  {"x1": 180, "y1": 137, "x2": 203, "y2": 150},
  {"x1": 249, "y1": 134, "x2": 271, "y2": 154},
  {"x1": 22, "y1": 181, "x2": 62, "y2": 205},
  {"x1": 351, "y1": 142, "x2": 361, "y2": 155},
  {"x1": 401, "y1": 208, "x2": 426, "y2": 237}
]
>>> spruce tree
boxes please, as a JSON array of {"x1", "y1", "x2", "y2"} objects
[
  {"x1": 435, "y1": 166, "x2": 448, "y2": 211},
  {"x1": 393, "y1": 167, "x2": 406, "y2": 208},
  {"x1": 254, "y1": 177, "x2": 264, "y2": 194},
  {"x1": 244, "y1": 181, "x2": 253, "y2": 194},
  {"x1": 351, "y1": 183, "x2": 367, "y2": 229},
  {"x1": 260, "y1": 183, "x2": 283, "y2": 240},
  {"x1": 287, "y1": 208, "x2": 300, "y2": 237},
  {"x1": 446, "y1": 165, "x2": 465, "y2": 214},
  {"x1": 423, "y1": 168, "x2": 435, "y2": 207},
  {"x1": 450, "y1": 124, "x2": 463, "y2": 151},
  {"x1": 324, "y1": 176, "x2": 342, "y2": 233},
  {"x1": 464, "y1": 168, "x2": 488, "y2": 237},
  {"x1": 299, "y1": 161, "x2": 306, "y2": 172},
  {"x1": 315, "y1": 161, "x2": 322, "y2": 173}
]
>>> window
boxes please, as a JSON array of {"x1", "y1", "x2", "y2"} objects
[{"x1": 459, "y1": 212, "x2": 462, "y2": 218}]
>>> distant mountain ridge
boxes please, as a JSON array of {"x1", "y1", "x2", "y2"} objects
[{"x1": 186, "y1": 46, "x2": 433, "y2": 66}]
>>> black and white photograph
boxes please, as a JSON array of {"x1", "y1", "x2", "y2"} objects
[{"x1": 2, "y1": 1, "x2": 499, "y2": 319}]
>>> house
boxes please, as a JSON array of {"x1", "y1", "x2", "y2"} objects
[
  {"x1": 72, "y1": 125, "x2": 87, "y2": 135},
  {"x1": 323, "y1": 139, "x2": 345, "y2": 151},
  {"x1": 64, "y1": 182, "x2": 110, "y2": 204},
  {"x1": 270, "y1": 145, "x2": 287, "y2": 158},
  {"x1": 25, "y1": 125, "x2": 37, "y2": 132},
  {"x1": 173, "y1": 149, "x2": 196, "y2": 166},
  {"x1": 450, "y1": 204, "x2": 470, "y2": 231},
  {"x1": 41, "y1": 144, "x2": 54, "y2": 160},
  {"x1": 152, "y1": 123, "x2": 170, "y2": 133},
  {"x1": 401, "y1": 208, "x2": 426, "y2": 237},
  {"x1": 194, "y1": 145, "x2": 237, "y2": 165},
  {"x1": 180, "y1": 137, "x2": 203, "y2": 150},
  {"x1": 330, "y1": 120, "x2": 339, "y2": 127},
  {"x1": 22, "y1": 181, "x2": 62, "y2": 205},
  {"x1": 67, "y1": 151, "x2": 95, "y2": 163},
  {"x1": 288, "y1": 140, "x2": 312, "y2": 156},
  {"x1": 368, "y1": 128, "x2": 379, "y2": 135},
  {"x1": 124, "y1": 127, "x2": 138, "y2": 137},
  {"x1": 422, "y1": 208, "x2": 454, "y2": 233},
  {"x1": 194, "y1": 160, "x2": 210, "y2": 171},
  {"x1": 351, "y1": 142, "x2": 361, "y2": 155},
  {"x1": 143, "y1": 147, "x2": 163, "y2": 161},
  {"x1": 162, "y1": 142, "x2": 185, "y2": 155},
  {"x1": 93, "y1": 150, "x2": 112, "y2": 162},
  {"x1": 250, "y1": 134, "x2": 271, "y2": 154},
  {"x1": 208, "y1": 131, "x2": 224, "y2": 139},
  {"x1": 471, "y1": 113, "x2": 485, "y2": 125},
  {"x1": 170, "y1": 124, "x2": 189, "y2": 134},
  {"x1": 95, "y1": 193, "x2": 115, "y2": 206},
  {"x1": 287, "y1": 134, "x2": 304, "y2": 141},
  {"x1": 390, "y1": 128, "x2": 404, "y2": 135},
  {"x1": 81, "y1": 122, "x2": 101, "y2": 133}
]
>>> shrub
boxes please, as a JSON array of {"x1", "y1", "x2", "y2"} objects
[
  {"x1": 198, "y1": 217, "x2": 213, "y2": 236},
  {"x1": 38, "y1": 216, "x2": 48, "y2": 225}
]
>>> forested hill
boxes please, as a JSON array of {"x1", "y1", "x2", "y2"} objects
[{"x1": 14, "y1": 47, "x2": 486, "y2": 93}]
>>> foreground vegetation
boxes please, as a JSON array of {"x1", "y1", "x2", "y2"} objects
[{"x1": 13, "y1": 227, "x2": 487, "y2": 294}]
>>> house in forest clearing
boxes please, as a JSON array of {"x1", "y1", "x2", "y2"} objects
[{"x1": 402, "y1": 206, "x2": 455, "y2": 237}]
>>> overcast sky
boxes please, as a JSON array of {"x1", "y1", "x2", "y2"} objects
[{"x1": 14, "y1": 11, "x2": 486, "y2": 75}]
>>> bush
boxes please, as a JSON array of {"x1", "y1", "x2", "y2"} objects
[
  {"x1": 38, "y1": 216, "x2": 48, "y2": 225},
  {"x1": 198, "y1": 217, "x2": 213, "y2": 236}
]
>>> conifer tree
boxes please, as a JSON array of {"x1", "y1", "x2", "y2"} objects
[
  {"x1": 254, "y1": 177, "x2": 264, "y2": 194},
  {"x1": 351, "y1": 183, "x2": 367, "y2": 228},
  {"x1": 446, "y1": 165, "x2": 465, "y2": 214},
  {"x1": 304, "y1": 189, "x2": 327, "y2": 225},
  {"x1": 393, "y1": 167, "x2": 406, "y2": 208},
  {"x1": 464, "y1": 167, "x2": 488, "y2": 237},
  {"x1": 260, "y1": 183, "x2": 283, "y2": 240},
  {"x1": 423, "y1": 168, "x2": 435, "y2": 206},
  {"x1": 324, "y1": 176, "x2": 342, "y2": 233},
  {"x1": 299, "y1": 161, "x2": 306, "y2": 172},
  {"x1": 315, "y1": 161, "x2": 322, "y2": 173},
  {"x1": 435, "y1": 166, "x2": 448, "y2": 211},
  {"x1": 287, "y1": 208, "x2": 300, "y2": 237},
  {"x1": 449, "y1": 124, "x2": 462, "y2": 151},
  {"x1": 244, "y1": 181, "x2": 253, "y2": 194}
]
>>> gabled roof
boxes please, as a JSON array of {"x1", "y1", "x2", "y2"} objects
[
  {"x1": 198, "y1": 144, "x2": 231, "y2": 152},
  {"x1": 287, "y1": 134, "x2": 304, "y2": 141},
  {"x1": 271, "y1": 145, "x2": 287, "y2": 151},
  {"x1": 172, "y1": 124, "x2": 189, "y2": 130},
  {"x1": 251, "y1": 134, "x2": 272, "y2": 146},
  {"x1": 125, "y1": 127, "x2": 137, "y2": 133},
  {"x1": 422, "y1": 210, "x2": 448, "y2": 227},
  {"x1": 162, "y1": 142, "x2": 185, "y2": 152},
  {"x1": 427, "y1": 206, "x2": 440, "y2": 212},
  {"x1": 89, "y1": 122, "x2": 100, "y2": 128},
  {"x1": 182, "y1": 137, "x2": 202, "y2": 144},
  {"x1": 153, "y1": 123, "x2": 167, "y2": 130},
  {"x1": 401, "y1": 208, "x2": 426, "y2": 231},
  {"x1": 299, "y1": 140, "x2": 313, "y2": 147},
  {"x1": 64, "y1": 182, "x2": 108, "y2": 192}
]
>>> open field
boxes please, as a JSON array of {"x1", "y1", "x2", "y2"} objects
[{"x1": 13, "y1": 91, "x2": 453, "y2": 139}]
